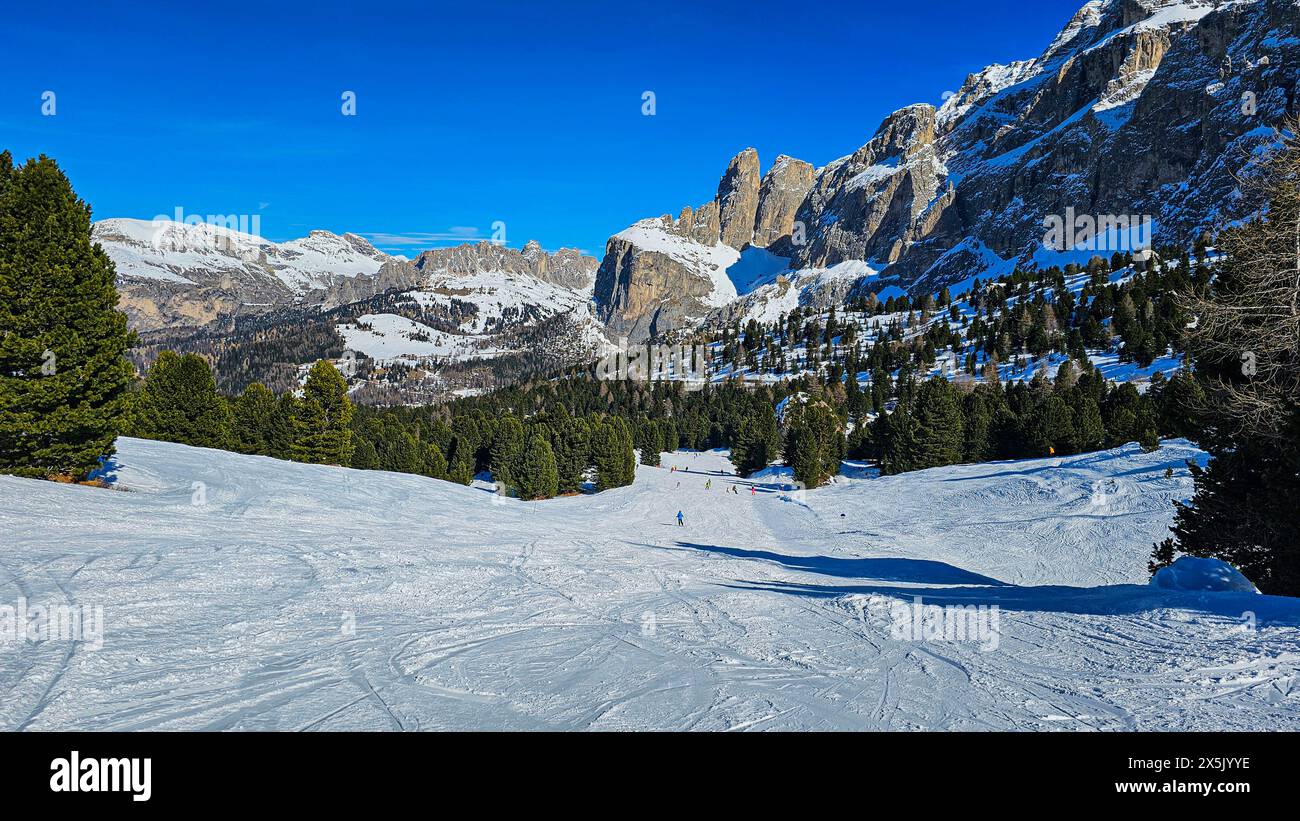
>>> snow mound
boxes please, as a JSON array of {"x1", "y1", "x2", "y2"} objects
[{"x1": 1150, "y1": 557, "x2": 1260, "y2": 594}]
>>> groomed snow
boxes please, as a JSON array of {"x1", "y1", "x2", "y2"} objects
[{"x1": 1, "y1": 437, "x2": 1297, "y2": 731}]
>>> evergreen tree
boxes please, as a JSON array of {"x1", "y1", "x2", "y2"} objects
[
  {"x1": 732, "y1": 404, "x2": 781, "y2": 477},
  {"x1": 490, "y1": 415, "x2": 525, "y2": 490},
  {"x1": 1152, "y1": 126, "x2": 1300, "y2": 594},
  {"x1": 1072, "y1": 396, "x2": 1106, "y2": 453},
  {"x1": 636, "y1": 417, "x2": 661, "y2": 466},
  {"x1": 1026, "y1": 394, "x2": 1073, "y2": 457},
  {"x1": 614, "y1": 416, "x2": 637, "y2": 484},
  {"x1": 551, "y1": 415, "x2": 590, "y2": 494},
  {"x1": 448, "y1": 451, "x2": 475, "y2": 485},
  {"x1": 0, "y1": 154, "x2": 134, "y2": 480},
  {"x1": 590, "y1": 421, "x2": 626, "y2": 491},
  {"x1": 422, "y1": 442, "x2": 449, "y2": 479},
  {"x1": 351, "y1": 438, "x2": 379, "y2": 470},
  {"x1": 517, "y1": 432, "x2": 559, "y2": 500},
  {"x1": 133, "y1": 351, "x2": 231, "y2": 449},
  {"x1": 230, "y1": 382, "x2": 276, "y2": 455},
  {"x1": 963, "y1": 389, "x2": 995, "y2": 462},
  {"x1": 912, "y1": 378, "x2": 965, "y2": 468},
  {"x1": 290, "y1": 360, "x2": 354, "y2": 466},
  {"x1": 783, "y1": 401, "x2": 842, "y2": 488},
  {"x1": 268, "y1": 393, "x2": 298, "y2": 460}
]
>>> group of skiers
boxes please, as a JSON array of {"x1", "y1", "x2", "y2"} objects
[{"x1": 669, "y1": 462, "x2": 760, "y2": 526}]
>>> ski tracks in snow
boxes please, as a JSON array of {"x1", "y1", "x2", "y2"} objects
[{"x1": 1, "y1": 438, "x2": 1299, "y2": 730}]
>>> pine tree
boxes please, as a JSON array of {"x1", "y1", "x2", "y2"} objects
[
  {"x1": 1072, "y1": 396, "x2": 1106, "y2": 453},
  {"x1": 518, "y1": 432, "x2": 559, "y2": 500},
  {"x1": 351, "y1": 438, "x2": 379, "y2": 470},
  {"x1": 290, "y1": 361, "x2": 354, "y2": 466},
  {"x1": 962, "y1": 389, "x2": 995, "y2": 462},
  {"x1": 591, "y1": 420, "x2": 634, "y2": 491},
  {"x1": 1151, "y1": 124, "x2": 1300, "y2": 594},
  {"x1": 0, "y1": 153, "x2": 135, "y2": 481},
  {"x1": 133, "y1": 351, "x2": 231, "y2": 449},
  {"x1": 268, "y1": 394, "x2": 298, "y2": 460},
  {"x1": 733, "y1": 404, "x2": 781, "y2": 476},
  {"x1": 912, "y1": 378, "x2": 965, "y2": 469},
  {"x1": 490, "y1": 415, "x2": 525, "y2": 490},
  {"x1": 783, "y1": 401, "x2": 841, "y2": 488},
  {"x1": 1025, "y1": 394, "x2": 1073, "y2": 457},
  {"x1": 448, "y1": 452, "x2": 475, "y2": 485},
  {"x1": 231, "y1": 382, "x2": 276, "y2": 455},
  {"x1": 551, "y1": 415, "x2": 590, "y2": 494},
  {"x1": 614, "y1": 416, "x2": 637, "y2": 484},
  {"x1": 636, "y1": 417, "x2": 661, "y2": 466},
  {"x1": 422, "y1": 442, "x2": 449, "y2": 479}
]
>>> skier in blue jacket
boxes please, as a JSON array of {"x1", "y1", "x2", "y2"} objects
[{"x1": 677, "y1": 510, "x2": 685, "y2": 526}]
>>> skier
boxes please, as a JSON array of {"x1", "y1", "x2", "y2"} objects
[
  {"x1": 677, "y1": 510, "x2": 685, "y2": 526},
  {"x1": 750, "y1": 486, "x2": 756, "y2": 496},
  {"x1": 705, "y1": 479, "x2": 712, "y2": 490}
]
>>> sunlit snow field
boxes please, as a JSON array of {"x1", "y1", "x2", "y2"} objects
[{"x1": 1, "y1": 437, "x2": 1298, "y2": 731}]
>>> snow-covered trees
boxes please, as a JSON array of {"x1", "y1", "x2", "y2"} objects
[{"x1": 0, "y1": 153, "x2": 134, "y2": 481}]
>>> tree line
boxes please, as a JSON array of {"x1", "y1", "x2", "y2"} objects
[{"x1": 2, "y1": 144, "x2": 1296, "y2": 593}]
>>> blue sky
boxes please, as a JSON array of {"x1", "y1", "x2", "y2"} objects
[{"x1": 1, "y1": 0, "x2": 1085, "y2": 257}]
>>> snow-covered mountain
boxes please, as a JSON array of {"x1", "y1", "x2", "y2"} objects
[
  {"x1": 4, "y1": 435, "x2": 1298, "y2": 730},
  {"x1": 94, "y1": 218, "x2": 398, "y2": 331},
  {"x1": 118, "y1": 232, "x2": 610, "y2": 402},
  {"x1": 594, "y1": 0, "x2": 1300, "y2": 341},
  {"x1": 337, "y1": 245, "x2": 608, "y2": 371}
]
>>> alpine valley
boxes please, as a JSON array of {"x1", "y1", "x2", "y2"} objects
[{"x1": 96, "y1": 0, "x2": 1298, "y2": 403}]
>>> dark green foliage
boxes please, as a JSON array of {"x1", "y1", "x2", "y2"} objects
[
  {"x1": 550, "y1": 414, "x2": 590, "y2": 493},
  {"x1": 268, "y1": 394, "x2": 297, "y2": 460},
  {"x1": 132, "y1": 351, "x2": 231, "y2": 449},
  {"x1": 591, "y1": 419, "x2": 634, "y2": 491},
  {"x1": 421, "y1": 442, "x2": 448, "y2": 479},
  {"x1": 230, "y1": 382, "x2": 276, "y2": 455},
  {"x1": 912, "y1": 378, "x2": 965, "y2": 468},
  {"x1": 635, "y1": 417, "x2": 662, "y2": 466},
  {"x1": 490, "y1": 415, "x2": 525, "y2": 490},
  {"x1": 731, "y1": 403, "x2": 781, "y2": 477},
  {"x1": 0, "y1": 153, "x2": 134, "y2": 481},
  {"x1": 518, "y1": 432, "x2": 559, "y2": 500},
  {"x1": 290, "y1": 360, "x2": 354, "y2": 466},
  {"x1": 1150, "y1": 135, "x2": 1300, "y2": 594},
  {"x1": 783, "y1": 399, "x2": 843, "y2": 488}
]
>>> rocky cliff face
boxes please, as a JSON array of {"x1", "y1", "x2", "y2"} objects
[
  {"x1": 717, "y1": 148, "x2": 763, "y2": 249},
  {"x1": 753, "y1": 155, "x2": 816, "y2": 248},
  {"x1": 593, "y1": 146, "x2": 816, "y2": 341},
  {"x1": 595, "y1": 0, "x2": 1300, "y2": 340}
]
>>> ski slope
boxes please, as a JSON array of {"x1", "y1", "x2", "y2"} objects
[{"x1": 2, "y1": 437, "x2": 1298, "y2": 731}]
